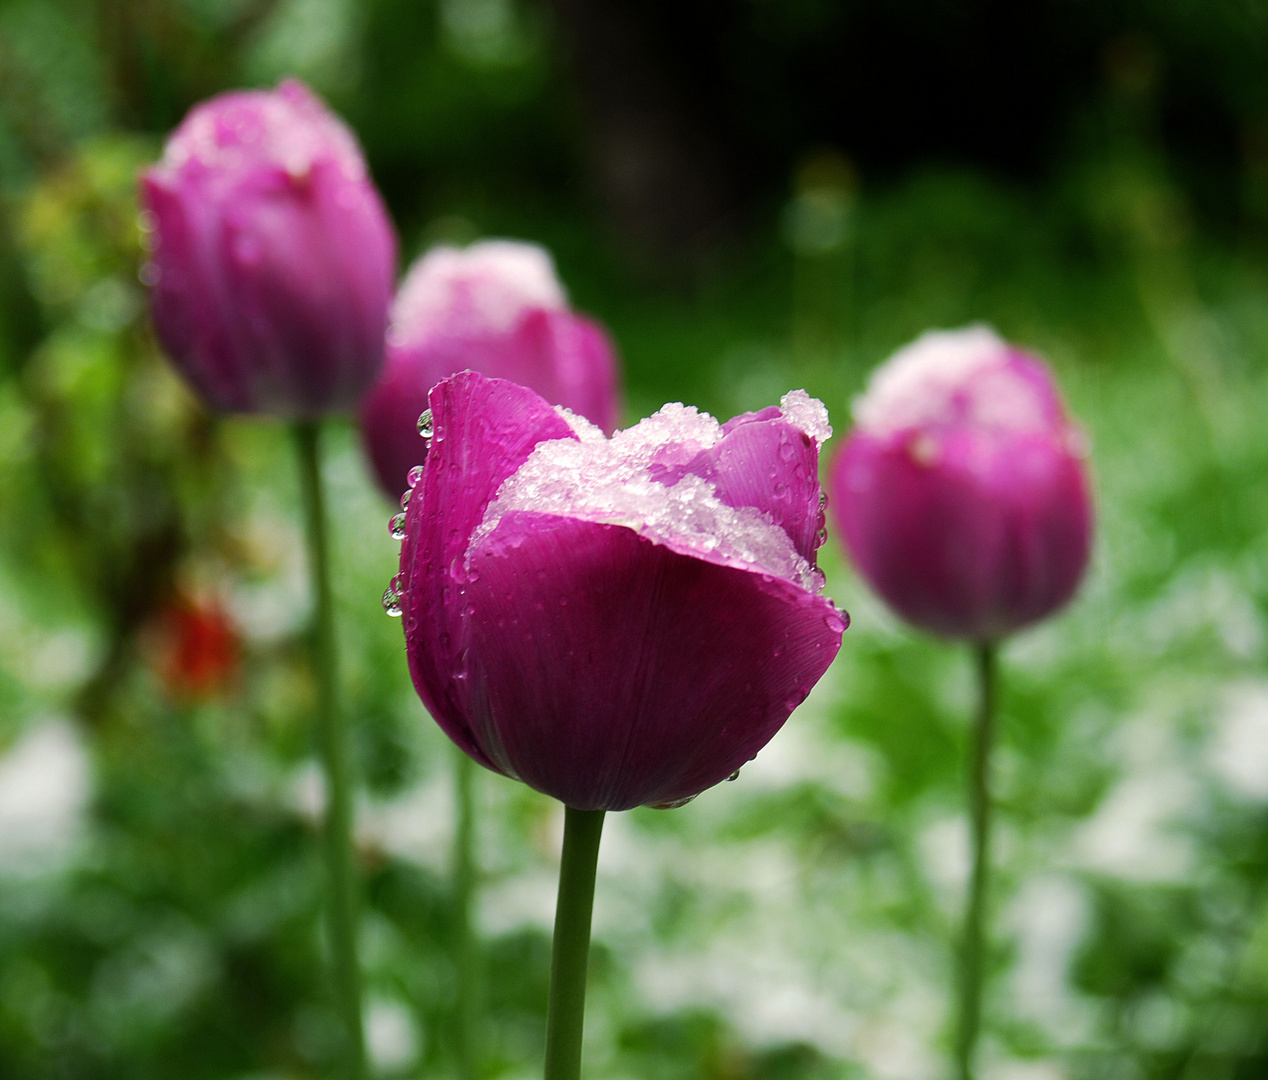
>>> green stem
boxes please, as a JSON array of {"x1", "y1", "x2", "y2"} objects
[
  {"x1": 294, "y1": 421, "x2": 366, "y2": 1080},
  {"x1": 955, "y1": 641, "x2": 998, "y2": 1080},
  {"x1": 453, "y1": 748, "x2": 478, "y2": 1080},
  {"x1": 543, "y1": 806, "x2": 605, "y2": 1080}
]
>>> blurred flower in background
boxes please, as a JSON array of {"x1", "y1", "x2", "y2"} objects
[
  {"x1": 143, "y1": 590, "x2": 240, "y2": 702},
  {"x1": 830, "y1": 326, "x2": 1093, "y2": 641},
  {"x1": 139, "y1": 78, "x2": 397, "y2": 417},
  {"x1": 358, "y1": 239, "x2": 622, "y2": 499}
]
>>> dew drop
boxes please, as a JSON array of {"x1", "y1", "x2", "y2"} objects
[
  {"x1": 417, "y1": 409, "x2": 434, "y2": 439},
  {"x1": 389, "y1": 513, "x2": 407, "y2": 540},
  {"x1": 726, "y1": 770, "x2": 741, "y2": 781},
  {"x1": 407, "y1": 464, "x2": 424, "y2": 488},
  {"x1": 400, "y1": 489, "x2": 411, "y2": 511},
  {"x1": 650, "y1": 794, "x2": 697, "y2": 810},
  {"x1": 381, "y1": 586, "x2": 402, "y2": 617}
]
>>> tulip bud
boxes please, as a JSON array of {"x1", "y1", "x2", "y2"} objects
[
  {"x1": 829, "y1": 326, "x2": 1093, "y2": 641},
  {"x1": 358, "y1": 240, "x2": 622, "y2": 498},
  {"x1": 393, "y1": 372, "x2": 844, "y2": 811},
  {"x1": 140, "y1": 79, "x2": 397, "y2": 417}
]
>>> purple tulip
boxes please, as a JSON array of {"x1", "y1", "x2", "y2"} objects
[
  {"x1": 829, "y1": 326, "x2": 1093, "y2": 641},
  {"x1": 358, "y1": 240, "x2": 622, "y2": 499},
  {"x1": 140, "y1": 79, "x2": 397, "y2": 417},
  {"x1": 390, "y1": 371, "x2": 845, "y2": 811}
]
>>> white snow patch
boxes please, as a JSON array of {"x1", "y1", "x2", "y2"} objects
[
  {"x1": 780, "y1": 388, "x2": 833, "y2": 445},
  {"x1": 475, "y1": 399, "x2": 825, "y2": 591},
  {"x1": 854, "y1": 325, "x2": 1050, "y2": 438},
  {"x1": 390, "y1": 239, "x2": 566, "y2": 344}
]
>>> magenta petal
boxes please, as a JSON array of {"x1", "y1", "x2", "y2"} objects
[
  {"x1": 524, "y1": 309, "x2": 622, "y2": 436},
  {"x1": 695, "y1": 418, "x2": 823, "y2": 564},
  {"x1": 833, "y1": 428, "x2": 1092, "y2": 639},
  {"x1": 400, "y1": 373, "x2": 576, "y2": 764},
  {"x1": 143, "y1": 173, "x2": 255, "y2": 411},
  {"x1": 462, "y1": 512, "x2": 844, "y2": 811},
  {"x1": 720, "y1": 405, "x2": 782, "y2": 434}
]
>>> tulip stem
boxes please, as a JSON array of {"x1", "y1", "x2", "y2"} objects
[
  {"x1": 294, "y1": 421, "x2": 366, "y2": 1080},
  {"x1": 956, "y1": 640, "x2": 998, "y2": 1080},
  {"x1": 544, "y1": 806, "x2": 605, "y2": 1080},
  {"x1": 453, "y1": 748, "x2": 479, "y2": 1080}
]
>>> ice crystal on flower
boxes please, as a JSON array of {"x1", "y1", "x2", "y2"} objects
[
  {"x1": 553, "y1": 405, "x2": 606, "y2": 443},
  {"x1": 779, "y1": 389, "x2": 832, "y2": 445},
  {"x1": 474, "y1": 401, "x2": 820, "y2": 592}
]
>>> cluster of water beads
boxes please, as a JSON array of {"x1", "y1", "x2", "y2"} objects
[{"x1": 382, "y1": 416, "x2": 436, "y2": 616}]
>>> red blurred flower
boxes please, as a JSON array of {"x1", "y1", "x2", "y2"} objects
[{"x1": 150, "y1": 593, "x2": 240, "y2": 701}]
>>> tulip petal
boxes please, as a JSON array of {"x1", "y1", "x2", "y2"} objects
[
  {"x1": 835, "y1": 428, "x2": 1091, "y2": 639},
  {"x1": 401, "y1": 373, "x2": 577, "y2": 765},
  {"x1": 691, "y1": 418, "x2": 824, "y2": 564},
  {"x1": 463, "y1": 512, "x2": 845, "y2": 810}
]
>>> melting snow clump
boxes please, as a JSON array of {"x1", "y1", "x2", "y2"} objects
[{"x1": 475, "y1": 400, "x2": 824, "y2": 591}]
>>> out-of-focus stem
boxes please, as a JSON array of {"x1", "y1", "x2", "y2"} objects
[
  {"x1": 955, "y1": 640, "x2": 998, "y2": 1080},
  {"x1": 453, "y1": 747, "x2": 478, "y2": 1080},
  {"x1": 294, "y1": 421, "x2": 366, "y2": 1080},
  {"x1": 543, "y1": 806, "x2": 605, "y2": 1080}
]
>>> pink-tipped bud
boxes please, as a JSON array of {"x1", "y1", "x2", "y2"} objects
[
  {"x1": 357, "y1": 240, "x2": 622, "y2": 499},
  {"x1": 829, "y1": 326, "x2": 1093, "y2": 641},
  {"x1": 139, "y1": 79, "x2": 397, "y2": 417}
]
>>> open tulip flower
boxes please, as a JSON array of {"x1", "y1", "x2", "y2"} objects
[
  {"x1": 393, "y1": 371, "x2": 845, "y2": 811},
  {"x1": 140, "y1": 78, "x2": 396, "y2": 417},
  {"x1": 359, "y1": 240, "x2": 621, "y2": 498},
  {"x1": 829, "y1": 325, "x2": 1093, "y2": 1080}
]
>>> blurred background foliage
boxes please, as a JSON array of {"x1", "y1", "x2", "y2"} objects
[{"x1": 3, "y1": 0, "x2": 1268, "y2": 1077}]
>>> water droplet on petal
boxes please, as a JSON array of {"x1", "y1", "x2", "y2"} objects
[
  {"x1": 726, "y1": 770, "x2": 741, "y2": 782},
  {"x1": 381, "y1": 586, "x2": 402, "y2": 617},
  {"x1": 407, "y1": 464, "x2": 425, "y2": 488},
  {"x1": 650, "y1": 794, "x2": 698, "y2": 810},
  {"x1": 417, "y1": 409, "x2": 434, "y2": 440},
  {"x1": 400, "y1": 489, "x2": 411, "y2": 510},
  {"x1": 389, "y1": 513, "x2": 407, "y2": 540}
]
